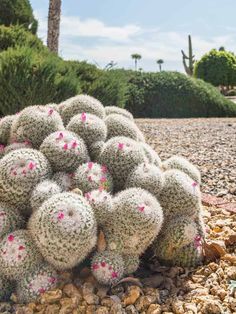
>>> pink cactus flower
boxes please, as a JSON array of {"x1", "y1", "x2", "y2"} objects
[
  {"x1": 18, "y1": 245, "x2": 25, "y2": 251},
  {"x1": 88, "y1": 175, "x2": 93, "y2": 182},
  {"x1": 85, "y1": 192, "x2": 91, "y2": 200},
  {"x1": 111, "y1": 272, "x2": 118, "y2": 278},
  {"x1": 48, "y1": 108, "x2": 54, "y2": 115},
  {"x1": 56, "y1": 132, "x2": 64, "y2": 140},
  {"x1": 92, "y1": 263, "x2": 99, "y2": 270},
  {"x1": 109, "y1": 266, "x2": 112, "y2": 270},
  {"x1": 39, "y1": 288, "x2": 46, "y2": 294},
  {"x1": 192, "y1": 181, "x2": 198, "y2": 187},
  {"x1": 81, "y1": 112, "x2": 87, "y2": 122},
  {"x1": 100, "y1": 176, "x2": 107, "y2": 183},
  {"x1": 118, "y1": 143, "x2": 124, "y2": 150},
  {"x1": 138, "y1": 205, "x2": 145, "y2": 212},
  {"x1": 22, "y1": 169, "x2": 27, "y2": 175},
  {"x1": 194, "y1": 235, "x2": 202, "y2": 248},
  {"x1": 98, "y1": 186, "x2": 104, "y2": 192},
  {"x1": 63, "y1": 143, "x2": 68, "y2": 150},
  {"x1": 28, "y1": 162, "x2": 35, "y2": 170},
  {"x1": 101, "y1": 165, "x2": 107, "y2": 173},
  {"x1": 72, "y1": 141, "x2": 78, "y2": 148},
  {"x1": 24, "y1": 140, "x2": 31, "y2": 145},
  {"x1": 12, "y1": 170, "x2": 17, "y2": 176},
  {"x1": 88, "y1": 162, "x2": 93, "y2": 170},
  {"x1": 101, "y1": 261, "x2": 106, "y2": 267},
  {"x1": 48, "y1": 277, "x2": 56, "y2": 284},
  {"x1": 8, "y1": 234, "x2": 14, "y2": 242},
  {"x1": 57, "y1": 212, "x2": 64, "y2": 220},
  {"x1": 0, "y1": 144, "x2": 5, "y2": 151}
]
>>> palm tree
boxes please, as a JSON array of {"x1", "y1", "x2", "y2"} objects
[
  {"x1": 131, "y1": 54, "x2": 142, "y2": 71},
  {"x1": 47, "y1": 0, "x2": 62, "y2": 54},
  {"x1": 157, "y1": 59, "x2": 164, "y2": 71}
]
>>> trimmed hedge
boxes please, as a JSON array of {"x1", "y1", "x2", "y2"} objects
[
  {"x1": 0, "y1": 46, "x2": 80, "y2": 116},
  {"x1": 125, "y1": 71, "x2": 236, "y2": 118}
]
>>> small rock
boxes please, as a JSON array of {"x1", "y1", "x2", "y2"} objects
[
  {"x1": 126, "y1": 304, "x2": 138, "y2": 314},
  {"x1": 201, "y1": 300, "x2": 224, "y2": 314},
  {"x1": 110, "y1": 303, "x2": 124, "y2": 314},
  {"x1": 45, "y1": 304, "x2": 61, "y2": 314},
  {"x1": 82, "y1": 282, "x2": 95, "y2": 295},
  {"x1": 77, "y1": 305, "x2": 86, "y2": 314},
  {"x1": 171, "y1": 300, "x2": 184, "y2": 314},
  {"x1": 135, "y1": 296, "x2": 152, "y2": 311},
  {"x1": 83, "y1": 293, "x2": 100, "y2": 305},
  {"x1": 86, "y1": 305, "x2": 96, "y2": 314},
  {"x1": 63, "y1": 283, "x2": 82, "y2": 300},
  {"x1": 147, "y1": 304, "x2": 162, "y2": 314},
  {"x1": 122, "y1": 286, "x2": 141, "y2": 306},
  {"x1": 40, "y1": 289, "x2": 63, "y2": 304},
  {"x1": 183, "y1": 303, "x2": 197, "y2": 314},
  {"x1": 95, "y1": 306, "x2": 109, "y2": 314}
]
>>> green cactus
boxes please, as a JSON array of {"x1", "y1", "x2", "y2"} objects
[
  {"x1": 52, "y1": 172, "x2": 74, "y2": 191},
  {"x1": 10, "y1": 106, "x2": 64, "y2": 148},
  {"x1": 40, "y1": 130, "x2": 89, "y2": 172},
  {"x1": 91, "y1": 251, "x2": 124, "y2": 285},
  {"x1": 162, "y1": 155, "x2": 201, "y2": 184},
  {"x1": 99, "y1": 136, "x2": 147, "y2": 191},
  {"x1": 30, "y1": 180, "x2": 62, "y2": 212},
  {"x1": 0, "y1": 149, "x2": 51, "y2": 209},
  {"x1": 159, "y1": 169, "x2": 201, "y2": 220},
  {"x1": 0, "y1": 115, "x2": 15, "y2": 144},
  {"x1": 123, "y1": 254, "x2": 140, "y2": 275},
  {"x1": 0, "y1": 275, "x2": 14, "y2": 301},
  {"x1": 0, "y1": 203, "x2": 24, "y2": 239},
  {"x1": 105, "y1": 106, "x2": 134, "y2": 120},
  {"x1": 125, "y1": 162, "x2": 164, "y2": 198},
  {"x1": 60, "y1": 94, "x2": 105, "y2": 125},
  {"x1": 0, "y1": 230, "x2": 43, "y2": 280},
  {"x1": 153, "y1": 216, "x2": 204, "y2": 267},
  {"x1": 105, "y1": 114, "x2": 142, "y2": 141},
  {"x1": 16, "y1": 262, "x2": 59, "y2": 303},
  {"x1": 139, "y1": 142, "x2": 162, "y2": 167},
  {"x1": 28, "y1": 192, "x2": 97, "y2": 270},
  {"x1": 105, "y1": 188, "x2": 163, "y2": 255},
  {"x1": 181, "y1": 35, "x2": 195, "y2": 76},
  {"x1": 85, "y1": 189, "x2": 113, "y2": 226},
  {"x1": 73, "y1": 162, "x2": 113, "y2": 193},
  {"x1": 67, "y1": 113, "x2": 107, "y2": 149}
]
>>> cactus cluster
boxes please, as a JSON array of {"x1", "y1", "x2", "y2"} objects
[{"x1": 0, "y1": 94, "x2": 205, "y2": 302}]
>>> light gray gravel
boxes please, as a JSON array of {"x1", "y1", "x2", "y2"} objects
[{"x1": 137, "y1": 118, "x2": 236, "y2": 202}]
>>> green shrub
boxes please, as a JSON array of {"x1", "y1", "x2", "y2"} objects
[
  {"x1": 125, "y1": 71, "x2": 236, "y2": 118},
  {"x1": 0, "y1": 0, "x2": 38, "y2": 34},
  {"x1": 0, "y1": 46, "x2": 79, "y2": 116},
  {"x1": 0, "y1": 25, "x2": 44, "y2": 52},
  {"x1": 194, "y1": 49, "x2": 236, "y2": 87}
]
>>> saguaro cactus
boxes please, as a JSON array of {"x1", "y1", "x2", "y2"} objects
[{"x1": 181, "y1": 35, "x2": 195, "y2": 76}]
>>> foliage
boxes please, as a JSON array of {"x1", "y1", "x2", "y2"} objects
[
  {"x1": 0, "y1": 46, "x2": 79, "y2": 116},
  {"x1": 125, "y1": 71, "x2": 236, "y2": 118},
  {"x1": 0, "y1": 0, "x2": 38, "y2": 34},
  {"x1": 194, "y1": 49, "x2": 236, "y2": 87},
  {"x1": 0, "y1": 25, "x2": 44, "y2": 52}
]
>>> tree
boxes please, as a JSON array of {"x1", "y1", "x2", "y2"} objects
[
  {"x1": 156, "y1": 59, "x2": 164, "y2": 71},
  {"x1": 194, "y1": 49, "x2": 236, "y2": 90},
  {"x1": 47, "y1": 0, "x2": 62, "y2": 54},
  {"x1": 0, "y1": 0, "x2": 38, "y2": 34},
  {"x1": 131, "y1": 53, "x2": 142, "y2": 71}
]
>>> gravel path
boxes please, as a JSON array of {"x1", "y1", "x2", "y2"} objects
[{"x1": 137, "y1": 118, "x2": 236, "y2": 202}]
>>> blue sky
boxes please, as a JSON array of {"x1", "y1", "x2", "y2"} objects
[{"x1": 31, "y1": 0, "x2": 236, "y2": 72}]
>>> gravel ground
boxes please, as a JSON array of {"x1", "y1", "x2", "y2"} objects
[{"x1": 137, "y1": 118, "x2": 236, "y2": 202}]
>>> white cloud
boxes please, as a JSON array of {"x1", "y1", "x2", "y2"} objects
[{"x1": 34, "y1": 10, "x2": 236, "y2": 71}]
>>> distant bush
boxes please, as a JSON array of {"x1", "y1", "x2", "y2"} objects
[
  {"x1": 0, "y1": 47, "x2": 79, "y2": 116},
  {"x1": 194, "y1": 49, "x2": 236, "y2": 88},
  {"x1": 126, "y1": 71, "x2": 236, "y2": 118},
  {"x1": 225, "y1": 89, "x2": 236, "y2": 96},
  {"x1": 0, "y1": 25, "x2": 44, "y2": 52},
  {"x1": 0, "y1": 0, "x2": 38, "y2": 34}
]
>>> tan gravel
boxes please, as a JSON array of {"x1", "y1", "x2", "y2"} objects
[{"x1": 137, "y1": 118, "x2": 236, "y2": 202}]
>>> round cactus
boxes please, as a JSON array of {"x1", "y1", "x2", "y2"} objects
[
  {"x1": 60, "y1": 94, "x2": 105, "y2": 125},
  {"x1": 153, "y1": 216, "x2": 204, "y2": 267},
  {"x1": 40, "y1": 131, "x2": 89, "y2": 172},
  {"x1": 0, "y1": 203, "x2": 24, "y2": 239},
  {"x1": 89, "y1": 141, "x2": 105, "y2": 161},
  {"x1": 28, "y1": 192, "x2": 97, "y2": 269},
  {"x1": 0, "y1": 275, "x2": 14, "y2": 301},
  {"x1": 0, "y1": 115, "x2": 15, "y2": 144},
  {"x1": 123, "y1": 254, "x2": 140, "y2": 275},
  {"x1": 0, "y1": 149, "x2": 51, "y2": 208},
  {"x1": 105, "y1": 188, "x2": 163, "y2": 255},
  {"x1": 85, "y1": 189, "x2": 113, "y2": 226},
  {"x1": 139, "y1": 142, "x2": 162, "y2": 167},
  {"x1": 10, "y1": 106, "x2": 64, "y2": 148},
  {"x1": 30, "y1": 180, "x2": 61, "y2": 212},
  {"x1": 105, "y1": 114, "x2": 142, "y2": 141},
  {"x1": 0, "y1": 230, "x2": 43, "y2": 280},
  {"x1": 159, "y1": 169, "x2": 201, "y2": 220},
  {"x1": 125, "y1": 163, "x2": 164, "y2": 197},
  {"x1": 91, "y1": 251, "x2": 124, "y2": 285},
  {"x1": 67, "y1": 112, "x2": 107, "y2": 148},
  {"x1": 162, "y1": 156, "x2": 201, "y2": 184},
  {"x1": 73, "y1": 162, "x2": 113, "y2": 193},
  {"x1": 52, "y1": 172, "x2": 74, "y2": 191},
  {"x1": 99, "y1": 137, "x2": 147, "y2": 191},
  {"x1": 105, "y1": 106, "x2": 134, "y2": 120},
  {"x1": 4, "y1": 140, "x2": 32, "y2": 155},
  {"x1": 16, "y1": 262, "x2": 59, "y2": 303}
]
